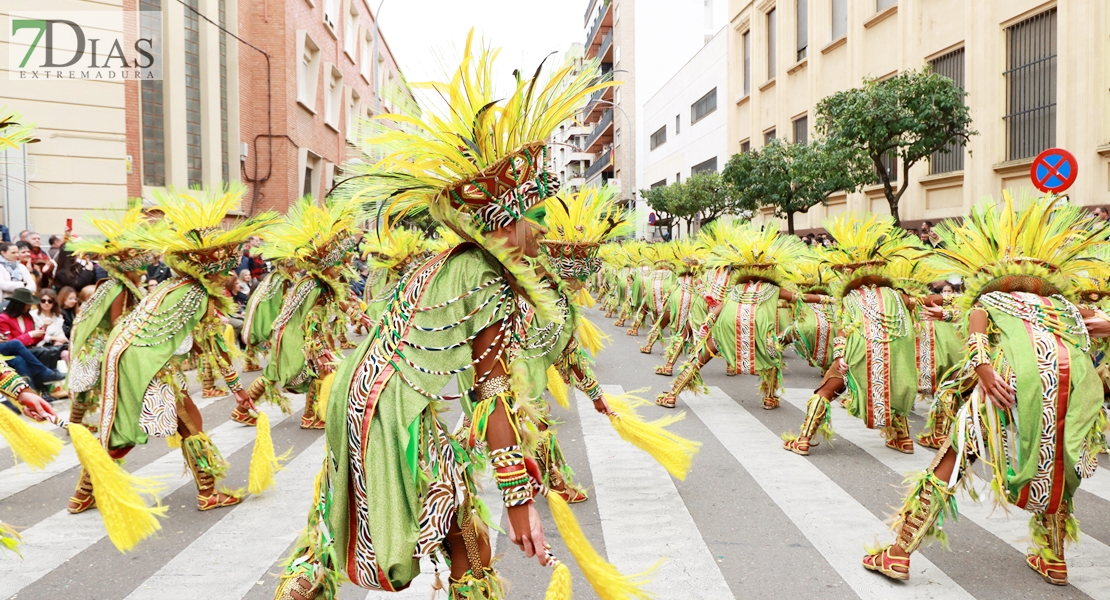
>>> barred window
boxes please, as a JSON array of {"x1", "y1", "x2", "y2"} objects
[
  {"x1": 650, "y1": 126, "x2": 666, "y2": 150},
  {"x1": 219, "y1": 0, "x2": 229, "y2": 182},
  {"x1": 691, "y1": 157, "x2": 718, "y2": 175},
  {"x1": 184, "y1": 0, "x2": 203, "y2": 186},
  {"x1": 930, "y1": 48, "x2": 965, "y2": 174},
  {"x1": 691, "y1": 88, "x2": 717, "y2": 124},
  {"x1": 793, "y1": 115, "x2": 808, "y2": 144},
  {"x1": 139, "y1": 0, "x2": 165, "y2": 187},
  {"x1": 1004, "y1": 9, "x2": 1057, "y2": 161}
]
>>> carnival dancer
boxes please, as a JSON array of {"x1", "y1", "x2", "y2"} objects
[
  {"x1": 648, "y1": 241, "x2": 709, "y2": 376},
  {"x1": 361, "y1": 226, "x2": 426, "y2": 316},
  {"x1": 599, "y1": 244, "x2": 627, "y2": 318},
  {"x1": 863, "y1": 194, "x2": 1110, "y2": 587},
  {"x1": 625, "y1": 245, "x2": 675, "y2": 337},
  {"x1": 237, "y1": 197, "x2": 364, "y2": 430},
  {"x1": 68, "y1": 185, "x2": 279, "y2": 515},
  {"x1": 639, "y1": 240, "x2": 695, "y2": 356},
  {"x1": 65, "y1": 208, "x2": 157, "y2": 431},
  {"x1": 238, "y1": 257, "x2": 297, "y2": 415},
  {"x1": 782, "y1": 214, "x2": 923, "y2": 456},
  {"x1": 780, "y1": 256, "x2": 837, "y2": 373},
  {"x1": 656, "y1": 221, "x2": 808, "y2": 409},
  {"x1": 614, "y1": 243, "x2": 648, "y2": 330}
]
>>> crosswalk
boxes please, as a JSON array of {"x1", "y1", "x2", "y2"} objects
[{"x1": 5, "y1": 373, "x2": 1110, "y2": 598}]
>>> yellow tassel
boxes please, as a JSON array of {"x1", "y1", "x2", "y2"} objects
[
  {"x1": 545, "y1": 560, "x2": 573, "y2": 600},
  {"x1": 165, "y1": 433, "x2": 182, "y2": 449},
  {"x1": 574, "y1": 287, "x2": 595, "y2": 308},
  {"x1": 606, "y1": 393, "x2": 701, "y2": 480},
  {"x1": 68, "y1": 424, "x2": 166, "y2": 552},
  {"x1": 248, "y1": 411, "x2": 291, "y2": 494},
  {"x1": 548, "y1": 493, "x2": 656, "y2": 600},
  {"x1": 576, "y1": 316, "x2": 611, "y2": 356},
  {"x1": 223, "y1": 325, "x2": 237, "y2": 355},
  {"x1": 0, "y1": 405, "x2": 63, "y2": 469},
  {"x1": 546, "y1": 365, "x2": 570, "y2": 410},
  {"x1": 315, "y1": 372, "x2": 335, "y2": 421}
]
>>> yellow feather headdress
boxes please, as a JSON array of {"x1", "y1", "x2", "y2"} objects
[
  {"x1": 784, "y1": 248, "x2": 836, "y2": 294},
  {"x1": 932, "y1": 192, "x2": 1110, "y2": 308},
  {"x1": 68, "y1": 207, "x2": 157, "y2": 274},
  {"x1": 263, "y1": 196, "x2": 359, "y2": 271},
  {"x1": 0, "y1": 109, "x2": 38, "y2": 150},
  {"x1": 704, "y1": 221, "x2": 806, "y2": 287},
  {"x1": 819, "y1": 212, "x2": 925, "y2": 297},
  {"x1": 135, "y1": 184, "x2": 279, "y2": 299},
  {"x1": 363, "y1": 227, "x2": 426, "y2": 272},
  {"x1": 541, "y1": 185, "x2": 632, "y2": 282},
  {"x1": 425, "y1": 226, "x2": 465, "y2": 255}
]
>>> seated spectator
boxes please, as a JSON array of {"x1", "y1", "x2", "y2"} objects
[
  {"x1": 57, "y1": 286, "x2": 78, "y2": 340},
  {"x1": 31, "y1": 288, "x2": 69, "y2": 362},
  {"x1": 78, "y1": 285, "x2": 97, "y2": 309},
  {"x1": 0, "y1": 288, "x2": 65, "y2": 371},
  {"x1": 0, "y1": 241, "x2": 36, "y2": 300},
  {"x1": 0, "y1": 337, "x2": 65, "y2": 389},
  {"x1": 146, "y1": 278, "x2": 160, "y2": 294},
  {"x1": 52, "y1": 234, "x2": 101, "y2": 292}
]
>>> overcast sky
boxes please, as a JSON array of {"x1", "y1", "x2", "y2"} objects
[{"x1": 377, "y1": 1, "x2": 585, "y2": 89}]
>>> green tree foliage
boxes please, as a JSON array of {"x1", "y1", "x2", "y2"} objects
[
  {"x1": 722, "y1": 139, "x2": 863, "y2": 234},
  {"x1": 815, "y1": 67, "x2": 976, "y2": 225},
  {"x1": 639, "y1": 171, "x2": 744, "y2": 238}
]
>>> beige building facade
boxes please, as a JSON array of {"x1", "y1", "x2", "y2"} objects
[{"x1": 727, "y1": 0, "x2": 1109, "y2": 231}]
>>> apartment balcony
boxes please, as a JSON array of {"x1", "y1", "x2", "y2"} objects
[
  {"x1": 598, "y1": 29, "x2": 614, "y2": 63},
  {"x1": 583, "y1": 81, "x2": 614, "y2": 121},
  {"x1": 585, "y1": 0, "x2": 613, "y2": 56},
  {"x1": 567, "y1": 151, "x2": 593, "y2": 164},
  {"x1": 565, "y1": 176, "x2": 586, "y2": 190},
  {"x1": 584, "y1": 109, "x2": 613, "y2": 153},
  {"x1": 584, "y1": 148, "x2": 613, "y2": 182}
]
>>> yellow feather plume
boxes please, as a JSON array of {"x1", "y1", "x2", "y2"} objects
[
  {"x1": 575, "y1": 315, "x2": 610, "y2": 356},
  {"x1": 574, "y1": 286, "x2": 596, "y2": 308},
  {"x1": 605, "y1": 393, "x2": 701, "y2": 480},
  {"x1": 0, "y1": 405, "x2": 64, "y2": 469},
  {"x1": 69, "y1": 424, "x2": 166, "y2": 552},
  {"x1": 262, "y1": 196, "x2": 359, "y2": 269},
  {"x1": 315, "y1": 372, "x2": 335, "y2": 422},
  {"x1": 545, "y1": 560, "x2": 573, "y2": 600},
  {"x1": 248, "y1": 411, "x2": 292, "y2": 495},
  {"x1": 165, "y1": 432, "x2": 182, "y2": 449},
  {"x1": 544, "y1": 185, "x2": 633, "y2": 244},
  {"x1": 363, "y1": 227, "x2": 426, "y2": 271},
  {"x1": 545, "y1": 365, "x2": 570, "y2": 410},
  {"x1": 548, "y1": 492, "x2": 657, "y2": 600},
  {"x1": 0, "y1": 109, "x2": 38, "y2": 150},
  {"x1": 68, "y1": 207, "x2": 154, "y2": 260}
]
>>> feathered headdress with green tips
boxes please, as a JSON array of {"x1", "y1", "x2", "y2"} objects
[
  {"x1": 363, "y1": 227, "x2": 426, "y2": 273},
  {"x1": 703, "y1": 221, "x2": 807, "y2": 288},
  {"x1": 68, "y1": 207, "x2": 157, "y2": 275},
  {"x1": 541, "y1": 185, "x2": 631, "y2": 283},
  {"x1": 819, "y1": 212, "x2": 925, "y2": 297},
  {"x1": 262, "y1": 196, "x2": 360, "y2": 295},
  {"x1": 784, "y1": 248, "x2": 836, "y2": 295},
  {"x1": 337, "y1": 30, "x2": 613, "y2": 323},
  {"x1": 932, "y1": 192, "x2": 1110, "y2": 309},
  {"x1": 134, "y1": 184, "x2": 279, "y2": 310}
]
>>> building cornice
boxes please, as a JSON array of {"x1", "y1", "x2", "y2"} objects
[
  {"x1": 756, "y1": 0, "x2": 776, "y2": 14},
  {"x1": 863, "y1": 3, "x2": 898, "y2": 29},
  {"x1": 821, "y1": 36, "x2": 847, "y2": 55},
  {"x1": 918, "y1": 170, "x2": 964, "y2": 190}
]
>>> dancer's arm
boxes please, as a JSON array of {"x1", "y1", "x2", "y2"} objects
[{"x1": 967, "y1": 307, "x2": 1015, "y2": 408}]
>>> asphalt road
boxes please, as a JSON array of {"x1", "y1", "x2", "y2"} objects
[{"x1": 2, "y1": 309, "x2": 1108, "y2": 599}]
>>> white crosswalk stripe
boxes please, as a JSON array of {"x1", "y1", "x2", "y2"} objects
[{"x1": 0, "y1": 395, "x2": 304, "y2": 599}]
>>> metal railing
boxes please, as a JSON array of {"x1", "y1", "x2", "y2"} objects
[
  {"x1": 598, "y1": 29, "x2": 613, "y2": 59},
  {"x1": 584, "y1": 148, "x2": 612, "y2": 181},
  {"x1": 930, "y1": 48, "x2": 966, "y2": 174},
  {"x1": 585, "y1": 1, "x2": 610, "y2": 49},
  {"x1": 583, "y1": 109, "x2": 612, "y2": 151}
]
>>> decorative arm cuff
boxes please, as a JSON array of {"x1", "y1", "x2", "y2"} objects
[
  {"x1": 967, "y1": 332, "x2": 991, "y2": 368},
  {"x1": 831, "y1": 336, "x2": 847, "y2": 360}
]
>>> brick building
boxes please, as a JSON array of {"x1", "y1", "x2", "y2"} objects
[{"x1": 124, "y1": 0, "x2": 413, "y2": 215}]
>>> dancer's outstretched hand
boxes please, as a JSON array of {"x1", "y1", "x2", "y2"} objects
[
  {"x1": 593, "y1": 395, "x2": 613, "y2": 415},
  {"x1": 1084, "y1": 316, "x2": 1110, "y2": 338},
  {"x1": 17, "y1": 390, "x2": 55, "y2": 421},
  {"x1": 507, "y1": 502, "x2": 548, "y2": 566},
  {"x1": 834, "y1": 358, "x2": 848, "y2": 375},
  {"x1": 234, "y1": 389, "x2": 256, "y2": 412},
  {"x1": 922, "y1": 306, "x2": 945, "y2": 321},
  {"x1": 975, "y1": 364, "x2": 1015, "y2": 409}
]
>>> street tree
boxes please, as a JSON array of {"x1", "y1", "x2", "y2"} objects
[
  {"x1": 723, "y1": 139, "x2": 864, "y2": 234},
  {"x1": 815, "y1": 67, "x2": 977, "y2": 225}
]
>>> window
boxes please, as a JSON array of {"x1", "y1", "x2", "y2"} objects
[
  {"x1": 615, "y1": 128, "x2": 622, "y2": 147},
  {"x1": 930, "y1": 48, "x2": 966, "y2": 173},
  {"x1": 742, "y1": 30, "x2": 751, "y2": 96},
  {"x1": 691, "y1": 88, "x2": 717, "y2": 124},
  {"x1": 831, "y1": 0, "x2": 847, "y2": 40},
  {"x1": 766, "y1": 8, "x2": 777, "y2": 80},
  {"x1": 298, "y1": 33, "x2": 321, "y2": 109},
  {"x1": 614, "y1": 44, "x2": 621, "y2": 64},
  {"x1": 184, "y1": 0, "x2": 202, "y2": 186},
  {"x1": 651, "y1": 179, "x2": 666, "y2": 189},
  {"x1": 614, "y1": 4, "x2": 620, "y2": 21},
  {"x1": 650, "y1": 126, "x2": 667, "y2": 150},
  {"x1": 676, "y1": 173, "x2": 681, "y2": 183},
  {"x1": 361, "y1": 30, "x2": 372, "y2": 81},
  {"x1": 302, "y1": 152, "x2": 322, "y2": 198},
  {"x1": 764, "y1": 129, "x2": 776, "y2": 145},
  {"x1": 615, "y1": 87, "x2": 622, "y2": 105},
  {"x1": 876, "y1": 0, "x2": 896, "y2": 11},
  {"x1": 691, "y1": 157, "x2": 718, "y2": 175},
  {"x1": 676, "y1": 114, "x2": 680, "y2": 135},
  {"x1": 879, "y1": 150, "x2": 898, "y2": 181},
  {"x1": 347, "y1": 88, "x2": 361, "y2": 141},
  {"x1": 325, "y1": 67, "x2": 343, "y2": 128},
  {"x1": 344, "y1": 2, "x2": 358, "y2": 58},
  {"x1": 219, "y1": 0, "x2": 230, "y2": 182},
  {"x1": 323, "y1": 0, "x2": 337, "y2": 30},
  {"x1": 793, "y1": 115, "x2": 808, "y2": 144},
  {"x1": 1005, "y1": 9, "x2": 1056, "y2": 161},
  {"x1": 139, "y1": 0, "x2": 165, "y2": 187},
  {"x1": 796, "y1": 0, "x2": 808, "y2": 61},
  {"x1": 740, "y1": 139, "x2": 751, "y2": 153}
]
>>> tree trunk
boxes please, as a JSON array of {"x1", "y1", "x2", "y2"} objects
[{"x1": 787, "y1": 211, "x2": 796, "y2": 234}]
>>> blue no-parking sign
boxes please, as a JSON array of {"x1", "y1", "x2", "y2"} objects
[{"x1": 1030, "y1": 147, "x2": 1078, "y2": 194}]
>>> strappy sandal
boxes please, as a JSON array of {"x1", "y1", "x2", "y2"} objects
[
  {"x1": 886, "y1": 434, "x2": 915, "y2": 454},
  {"x1": 197, "y1": 491, "x2": 242, "y2": 511},
  {"x1": 639, "y1": 345, "x2": 653, "y2": 354},
  {"x1": 916, "y1": 433, "x2": 945, "y2": 450},
  {"x1": 300, "y1": 415, "x2": 325, "y2": 430},
  {"x1": 655, "y1": 365, "x2": 673, "y2": 376},
  {"x1": 202, "y1": 386, "x2": 229, "y2": 399},
  {"x1": 762, "y1": 397, "x2": 780, "y2": 410},
  {"x1": 1027, "y1": 554, "x2": 1068, "y2": 585},
  {"x1": 626, "y1": 327, "x2": 639, "y2": 336},
  {"x1": 862, "y1": 546, "x2": 910, "y2": 580},
  {"x1": 783, "y1": 437, "x2": 811, "y2": 456},
  {"x1": 68, "y1": 470, "x2": 96, "y2": 514},
  {"x1": 275, "y1": 575, "x2": 317, "y2": 600},
  {"x1": 656, "y1": 394, "x2": 677, "y2": 409},
  {"x1": 556, "y1": 486, "x2": 589, "y2": 504},
  {"x1": 230, "y1": 405, "x2": 258, "y2": 427}
]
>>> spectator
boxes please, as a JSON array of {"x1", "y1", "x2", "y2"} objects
[
  {"x1": 17, "y1": 230, "x2": 29, "y2": 242},
  {"x1": 27, "y1": 232, "x2": 50, "y2": 264},
  {"x1": 31, "y1": 288, "x2": 68, "y2": 365},
  {"x1": 239, "y1": 236, "x2": 267, "y2": 281},
  {"x1": 147, "y1": 258, "x2": 171, "y2": 284},
  {"x1": 52, "y1": 236, "x2": 102, "y2": 291},
  {"x1": 47, "y1": 235, "x2": 64, "y2": 260},
  {"x1": 0, "y1": 241, "x2": 36, "y2": 300},
  {"x1": 146, "y1": 278, "x2": 160, "y2": 294},
  {"x1": 1093, "y1": 207, "x2": 1110, "y2": 222},
  {"x1": 0, "y1": 333, "x2": 64, "y2": 389},
  {"x1": 0, "y1": 288, "x2": 64, "y2": 371},
  {"x1": 233, "y1": 270, "x2": 252, "y2": 312},
  {"x1": 57, "y1": 286, "x2": 78, "y2": 340}
]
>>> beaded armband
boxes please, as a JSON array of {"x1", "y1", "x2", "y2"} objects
[
  {"x1": 818, "y1": 295, "x2": 836, "y2": 305},
  {"x1": 967, "y1": 332, "x2": 990, "y2": 369},
  {"x1": 490, "y1": 445, "x2": 533, "y2": 508},
  {"x1": 580, "y1": 378, "x2": 603, "y2": 402},
  {"x1": 941, "y1": 308, "x2": 955, "y2": 323},
  {"x1": 219, "y1": 366, "x2": 243, "y2": 393},
  {"x1": 831, "y1": 336, "x2": 847, "y2": 360},
  {"x1": 475, "y1": 375, "x2": 511, "y2": 402},
  {"x1": 0, "y1": 367, "x2": 29, "y2": 401}
]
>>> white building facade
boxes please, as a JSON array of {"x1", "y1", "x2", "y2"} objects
[{"x1": 639, "y1": 26, "x2": 730, "y2": 239}]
